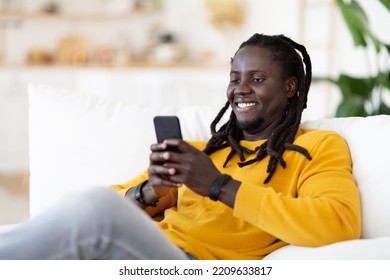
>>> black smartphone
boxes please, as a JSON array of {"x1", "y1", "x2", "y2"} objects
[{"x1": 153, "y1": 116, "x2": 183, "y2": 153}]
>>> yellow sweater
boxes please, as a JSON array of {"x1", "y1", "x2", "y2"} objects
[{"x1": 112, "y1": 128, "x2": 361, "y2": 259}]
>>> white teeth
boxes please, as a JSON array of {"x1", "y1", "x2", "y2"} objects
[{"x1": 237, "y1": 102, "x2": 256, "y2": 108}]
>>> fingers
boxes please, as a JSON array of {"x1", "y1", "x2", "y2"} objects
[
  {"x1": 148, "y1": 139, "x2": 198, "y2": 188},
  {"x1": 148, "y1": 164, "x2": 181, "y2": 188},
  {"x1": 150, "y1": 142, "x2": 168, "y2": 152},
  {"x1": 149, "y1": 164, "x2": 176, "y2": 176},
  {"x1": 164, "y1": 139, "x2": 190, "y2": 152},
  {"x1": 151, "y1": 139, "x2": 192, "y2": 154},
  {"x1": 150, "y1": 139, "x2": 189, "y2": 164},
  {"x1": 150, "y1": 176, "x2": 181, "y2": 188},
  {"x1": 150, "y1": 150, "x2": 172, "y2": 163}
]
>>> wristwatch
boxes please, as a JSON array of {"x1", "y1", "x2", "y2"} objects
[{"x1": 134, "y1": 180, "x2": 159, "y2": 207}]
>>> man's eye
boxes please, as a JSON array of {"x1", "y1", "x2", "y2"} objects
[
  {"x1": 253, "y1": 78, "x2": 264, "y2": 83},
  {"x1": 230, "y1": 79, "x2": 239, "y2": 84}
]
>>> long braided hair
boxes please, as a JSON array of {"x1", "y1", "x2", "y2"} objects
[{"x1": 203, "y1": 34, "x2": 312, "y2": 184}]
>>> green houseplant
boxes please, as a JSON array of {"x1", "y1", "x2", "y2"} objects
[{"x1": 318, "y1": 0, "x2": 390, "y2": 117}]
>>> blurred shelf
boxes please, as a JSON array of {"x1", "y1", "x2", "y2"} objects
[
  {"x1": 0, "y1": 11, "x2": 142, "y2": 21},
  {"x1": 0, "y1": 62, "x2": 228, "y2": 70}
]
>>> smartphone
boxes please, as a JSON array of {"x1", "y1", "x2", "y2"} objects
[{"x1": 153, "y1": 116, "x2": 183, "y2": 153}]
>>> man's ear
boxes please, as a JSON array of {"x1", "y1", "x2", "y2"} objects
[{"x1": 286, "y1": 77, "x2": 298, "y2": 98}]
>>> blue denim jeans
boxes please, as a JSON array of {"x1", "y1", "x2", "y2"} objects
[{"x1": 0, "y1": 187, "x2": 190, "y2": 260}]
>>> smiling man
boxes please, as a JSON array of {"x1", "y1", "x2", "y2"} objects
[
  {"x1": 0, "y1": 34, "x2": 361, "y2": 260},
  {"x1": 228, "y1": 46, "x2": 296, "y2": 140}
]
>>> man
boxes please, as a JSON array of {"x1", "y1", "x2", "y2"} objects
[{"x1": 0, "y1": 34, "x2": 361, "y2": 259}]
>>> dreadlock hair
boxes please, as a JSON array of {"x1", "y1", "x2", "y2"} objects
[{"x1": 203, "y1": 33, "x2": 312, "y2": 184}]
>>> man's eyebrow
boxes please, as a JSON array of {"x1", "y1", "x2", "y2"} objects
[{"x1": 230, "y1": 70, "x2": 267, "y2": 75}]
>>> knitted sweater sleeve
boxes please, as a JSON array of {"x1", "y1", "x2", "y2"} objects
[{"x1": 233, "y1": 131, "x2": 361, "y2": 247}]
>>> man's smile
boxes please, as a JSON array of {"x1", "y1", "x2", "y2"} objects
[{"x1": 237, "y1": 102, "x2": 257, "y2": 108}]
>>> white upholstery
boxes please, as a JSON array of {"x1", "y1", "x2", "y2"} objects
[
  {"x1": 28, "y1": 84, "x2": 220, "y2": 216},
  {"x1": 28, "y1": 84, "x2": 390, "y2": 259}
]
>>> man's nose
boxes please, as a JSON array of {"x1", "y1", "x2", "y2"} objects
[{"x1": 234, "y1": 81, "x2": 251, "y2": 95}]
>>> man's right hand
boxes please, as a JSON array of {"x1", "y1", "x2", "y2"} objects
[{"x1": 146, "y1": 141, "x2": 183, "y2": 201}]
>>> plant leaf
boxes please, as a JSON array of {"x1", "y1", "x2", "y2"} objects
[
  {"x1": 367, "y1": 32, "x2": 383, "y2": 53},
  {"x1": 312, "y1": 76, "x2": 338, "y2": 84},
  {"x1": 378, "y1": 71, "x2": 390, "y2": 90},
  {"x1": 336, "y1": 98, "x2": 367, "y2": 117},
  {"x1": 336, "y1": 0, "x2": 367, "y2": 47},
  {"x1": 336, "y1": 0, "x2": 386, "y2": 52},
  {"x1": 337, "y1": 74, "x2": 376, "y2": 99},
  {"x1": 379, "y1": 0, "x2": 390, "y2": 11},
  {"x1": 378, "y1": 101, "x2": 390, "y2": 115},
  {"x1": 384, "y1": 44, "x2": 390, "y2": 54}
]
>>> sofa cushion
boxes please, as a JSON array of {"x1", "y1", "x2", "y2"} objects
[{"x1": 28, "y1": 84, "x2": 215, "y2": 217}]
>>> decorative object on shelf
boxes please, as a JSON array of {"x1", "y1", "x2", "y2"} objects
[
  {"x1": 25, "y1": 47, "x2": 54, "y2": 65},
  {"x1": 32, "y1": 0, "x2": 133, "y2": 17},
  {"x1": 151, "y1": 32, "x2": 187, "y2": 64},
  {"x1": 133, "y1": 0, "x2": 162, "y2": 12},
  {"x1": 206, "y1": 0, "x2": 245, "y2": 28},
  {"x1": 93, "y1": 45, "x2": 115, "y2": 66},
  {"x1": 56, "y1": 35, "x2": 91, "y2": 65},
  {"x1": 41, "y1": 1, "x2": 61, "y2": 15}
]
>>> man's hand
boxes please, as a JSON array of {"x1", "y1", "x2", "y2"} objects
[
  {"x1": 146, "y1": 141, "x2": 183, "y2": 201},
  {"x1": 149, "y1": 139, "x2": 221, "y2": 197},
  {"x1": 147, "y1": 139, "x2": 240, "y2": 208}
]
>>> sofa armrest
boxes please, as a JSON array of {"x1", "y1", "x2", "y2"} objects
[{"x1": 264, "y1": 236, "x2": 390, "y2": 259}]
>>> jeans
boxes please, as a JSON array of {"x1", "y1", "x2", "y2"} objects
[{"x1": 0, "y1": 187, "x2": 190, "y2": 260}]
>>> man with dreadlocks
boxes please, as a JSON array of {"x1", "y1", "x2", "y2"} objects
[{"x1": 0, "y1": 34, "x2": 360, "y2": 260}]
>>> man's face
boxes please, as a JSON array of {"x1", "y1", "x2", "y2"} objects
[{"x1": 227, "y1": 46, "x2": 295, "y2": 141}]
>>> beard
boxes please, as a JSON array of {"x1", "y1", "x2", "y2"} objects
[{"x1": 235, "y1": 116, "x2": 265, "y2": 133}]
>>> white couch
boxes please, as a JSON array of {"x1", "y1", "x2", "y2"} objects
[{"x1": 25, "y1": 84, "x2": 390, "y2": 259}]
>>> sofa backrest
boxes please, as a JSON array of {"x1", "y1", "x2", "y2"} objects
[
  {"x1": 29, "y1": 84, "x2": 390, "y2": 239},
  {"x1": 28, "y1": 84, "x2": 218, "y2": 218},
  {"x1": 302, "y1": 116, "x2": 390, "y2": 239}
]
